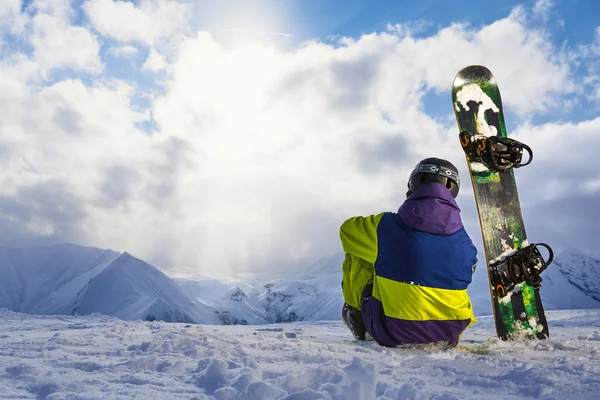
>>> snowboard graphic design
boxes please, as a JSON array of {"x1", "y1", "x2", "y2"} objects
[{"x1": 452, "y1": 65, "x2": 550, "y2": 340}]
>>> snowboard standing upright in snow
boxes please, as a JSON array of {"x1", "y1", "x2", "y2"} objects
[{"x1": 452, "y1": 65, "x2": 553, "y2": 340}]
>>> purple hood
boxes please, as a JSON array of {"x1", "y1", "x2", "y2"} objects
[{"x1": 397, "y1": 183, "x2": 463, "y2": 235}]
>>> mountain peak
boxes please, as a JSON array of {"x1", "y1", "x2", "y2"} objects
[{"x1": 225, "y1": 287, "x2": 246, "y2": 302}]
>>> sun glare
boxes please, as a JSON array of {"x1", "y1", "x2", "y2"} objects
[{"x1": 191, "y1": 0, "x2": 294, "y2": 48}]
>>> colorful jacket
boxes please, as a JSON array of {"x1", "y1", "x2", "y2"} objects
[{"x1": 340, "y1": 183, "x2": 477, "y2": 347}]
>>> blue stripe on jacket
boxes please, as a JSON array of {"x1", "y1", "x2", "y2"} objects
[{"x1": 374, "y1": 212, "x2": 476, "y2": 290}]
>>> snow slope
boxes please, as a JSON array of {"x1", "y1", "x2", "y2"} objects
[
  {"x1": 0, "y1": 244, "x2": 120, "y2": 314},
  {"x1": 541, "y1": 250, "x2": 600, "y2": 310},
  {"x1": 1, "y1": 308, "x2": 599, "y2": 399},
  {"x1": 253, "y1": 253, "x2": 345, "y2": 322},
  {"x1": 176, "y1": 254, "x2": 345, "y2": 324},
  {"x1": 74, "y1": 252, "x2": 221, "y2": 324},
  {"x1": 177, "y1": 278, "x2": 269, "y2": 325},
  {"x1": 176, "y1": 278, "x2": 261, "y2": 305},
  {"x1": 0, "y1": 245, "x2": 222, "y2": 324}
]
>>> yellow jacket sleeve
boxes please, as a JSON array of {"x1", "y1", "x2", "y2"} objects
[{"x1": 339, "y1": 213, "x2": 383, "y2": 265}]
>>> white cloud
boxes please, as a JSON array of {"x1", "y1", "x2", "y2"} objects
[
  {"x1": 142, "y1": 48, "x2": 166, "y2": 71},
  {"x1": 0, "y1": 0, "x2": 29, "y2": 34},
  {"x1": 127, "y1": 12, "x2": 579, "y2": 272},
  {"x1": 580, "y1": 27, "x2": 600, "y2": 103},
  {"x1": 0, "y1": 0, "x2": 101, "y2": 77},
  {"x1": 1, "y1": 2, "x2": 598, "y2": 276},
  {"x1": 405, "y1": 12, "x2": 573, "y2": 115},
  {"x1": 509, "y1": 117, "x2": 600, "y2": 251},
  {"x1": 533, "y1": 0, "x2": 553, "y2": 21},
  {"x1": 84, "y1": 0, "x2": 190, "y2": 45},
  {"x1": 29, "y1": 0, "x2": 102, "y2": 76},
  {"x1": 109, "y1": 45, "x2": 139, "y2": 57},
  {"x1": 32, "y1": 24, "x2": 102, "y2": 75}
]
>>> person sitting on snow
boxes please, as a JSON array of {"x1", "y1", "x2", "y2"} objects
[{"x1": 340, "y1": 157, "x2": 478, "y2": 347}]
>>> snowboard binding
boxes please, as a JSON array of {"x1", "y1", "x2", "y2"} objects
[
  {"x1": 491, "y1": 243, "x2": 554, "y2": 298},
  {"x1": 459, "y1": 131, "x2": 533, "y2": 172}
]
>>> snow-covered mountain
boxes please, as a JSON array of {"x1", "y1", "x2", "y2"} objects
[
  {"x1": 254, "y1": 254, "x2": 345, "y2": 322},
  {"x1": 541, "y1": 250, "x2": 600, "y2": 310},
  {"x1": 0, "y1": 243, "x2": 345, "y2": 325},
  {"x1": 1, "y1": 243, "x2": 600, "y2": 326},
  {"x1": 73, "y1": 252, "x2": 221, "y2": 324},
  {"x1": 0, "y1": 244, "x2": 220, "y2": 324},
  {"x1": 177, "y1": 278, "x2": 269, "y2": 325},
  {"x1": 176, "y1": 254, "x2": 345, "y2": 323},
  {"x1": 0, "y1": 244, "x2": 120, "y2": 314}
]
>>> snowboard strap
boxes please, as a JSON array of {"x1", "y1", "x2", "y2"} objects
[
  {"x1": 490, "y1": 243, "x2": 554, "y2": 298},
  {"x1": 459, "y1": 132, "x2": 533, "y2": 172}
]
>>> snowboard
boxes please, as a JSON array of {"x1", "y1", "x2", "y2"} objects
[{"x1": 452, "y1": 65, "x2": 549, "y2": 340}]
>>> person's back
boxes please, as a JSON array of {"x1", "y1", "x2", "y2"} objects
[{"x1": 340, "y1": 158, "x2": 478, "y2": 347}]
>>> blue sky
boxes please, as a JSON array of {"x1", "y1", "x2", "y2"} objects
[
  {"x1": 292, "y1": 0, "x2": 598, "y2": 41},
  {"x1": 1, "y1": 0, "x2": 599, "y2": 276}
]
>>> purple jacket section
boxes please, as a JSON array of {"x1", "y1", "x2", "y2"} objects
[
  {"x1": 397, "y1": 182, "x2": 463, "y2": 235},
  {"x1": 362, "y1": 183, "x2": 470, "y2": 347}
]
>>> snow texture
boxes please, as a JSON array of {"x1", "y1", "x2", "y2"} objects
[
  {"x1": 253, "y1": 254, "x2": 344, "y2": 323},
  {"x1": 0, "y1": 309, "x2": 599, "y2": 399},
  {"x1": 178, "y1": 278, "x2": 270, "y2": 325},
  {"x1": 541, "y1": 250, "x2": 600, "y2": 310}
]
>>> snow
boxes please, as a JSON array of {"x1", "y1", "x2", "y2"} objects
[
  {"x1": 468, "y1": 162, "x2": 488, "y2": 172},
  {"x1": 0, "y1": 244, "x2": 120, "y2": 314},
  {"x1": 74, "y1": 252, "x2": 222, "y2": 324},
  {"x1": 1, "y1": 309, "x2": 600, "y2": 399},
  {"x1": 177, "y1": 278, "x2": 269, "y2": 325},
  {"x1": 1, "y1": 244, "x2": 600, "y2": 398},
  {"x1": 541, "y1": 250, "x2": 600, "y2": 310},
  {"x1": 2, "y1": 244, "x2": 600, "y2": 328},
  {"x1": 254, "y1": 257, "x2": 344, "y2": 323}
]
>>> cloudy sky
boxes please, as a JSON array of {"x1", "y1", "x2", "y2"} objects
[{"x1": 1, "y1": 0, "x2": 599, "y2": 277}]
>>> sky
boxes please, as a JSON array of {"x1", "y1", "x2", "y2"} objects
[{"x1": 1, "y1": 0, "x2": 599, "y2": 277}]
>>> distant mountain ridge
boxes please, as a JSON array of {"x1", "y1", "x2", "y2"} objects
[
  {"x1": 73, "y1": 252, "x2": 222, "y2": 324},
  {"x1": 0, "y1": 245, "x2": 221, "y2": 324},
  {"x1": 541, "y1": 250, "x2": 600, "y2": 310},
  {"x1": 0, "y1": 244, "x2": 120, "y2": 315},
  {"x1": 0, "y1": 244, "x2": 599, "y2": 325}
]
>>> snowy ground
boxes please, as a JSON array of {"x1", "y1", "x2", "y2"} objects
[{"x1": 1, "y1": 310, "x2": 600, "y2": 400}]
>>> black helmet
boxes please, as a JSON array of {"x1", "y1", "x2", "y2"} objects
[{"x1": 407, "y1": 157, "x2": 460, "y2": 198}]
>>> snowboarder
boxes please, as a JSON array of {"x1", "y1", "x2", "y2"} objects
[{"x1": 340, "y1": 157, "x2": 478, "y2": 347}]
